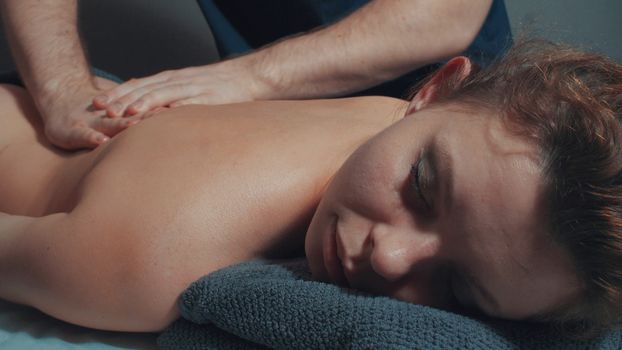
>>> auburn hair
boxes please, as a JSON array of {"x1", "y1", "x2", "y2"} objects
[{"x1": 427, "y1": 39, "x2": 622, "y2": 338}]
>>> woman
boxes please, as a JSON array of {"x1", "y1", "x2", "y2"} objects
[{"x1": 0, "y1": 41, "x2": 620, "y2": 337}]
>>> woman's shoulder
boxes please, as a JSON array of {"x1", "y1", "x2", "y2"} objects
[{"x1": 0, "y1": 84, "x2": 45, "y2": 146}]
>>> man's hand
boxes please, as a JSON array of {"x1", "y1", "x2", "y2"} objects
[
  {"x1": 92, "y1": 61, "x2": 266, "y2": 118},
  {"x1": 1, "y1": 0, "x2": 144, "y2": 150},
  {"x1": 41, "y1": 77, "x2": 142, "y2": 150}
]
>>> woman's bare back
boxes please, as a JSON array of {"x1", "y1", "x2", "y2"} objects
[{"x1": 0, "y1": 84, "x2": 405, "y2": 330}]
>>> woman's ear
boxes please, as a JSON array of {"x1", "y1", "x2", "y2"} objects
[{"x1": 406, "y1": 56, "x2": 473, "y2": 115}]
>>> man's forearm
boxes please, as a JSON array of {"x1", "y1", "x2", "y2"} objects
[
  {"x1": 238, "y1": 0, "x2": 492, "y2": 99},
  {"x1": 1, "y1": 0, "x2": 93, "y2": 113}
]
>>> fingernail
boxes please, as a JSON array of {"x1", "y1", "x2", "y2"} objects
[
  {"x1": 111, "y1": 103, "x2": 123, "y2": 116},
  {"x1": 95, "y1": 95, "x2": 109, "y2": 104},
  {"x1": 131, "y1": 101, "x2": 144, "y2": 111}
]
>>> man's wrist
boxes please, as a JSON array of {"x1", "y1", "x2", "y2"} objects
[
  {"x1": 38, "y1": 71, "x2": 93, "y2": 97},
  {"x1": 33, "y1": 74, "x2": 96, "y2": 121},
  {"x1": 220, "y1": 50, "x2": 283, "y2": 101}
]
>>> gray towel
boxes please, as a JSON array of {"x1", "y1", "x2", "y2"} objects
[{"x1": 157, "y1": 259, "x2": 622, "y2": 349}]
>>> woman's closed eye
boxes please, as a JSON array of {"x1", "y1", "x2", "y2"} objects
[{"x1": 410, "y1": 155, "x2": 431, "y2": 210}]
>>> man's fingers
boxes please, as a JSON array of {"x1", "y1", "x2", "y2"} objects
[
  {"x1": 103, "y1": 82, "x2": 165, "y2": 118},
  {"x1": 92, "y1": 115, "x2": 141, "y2": 136},
  {"x1": 92, "y1": 95, "x2": 112, "y2": 110},
  {"x1": 56, "y1": 117, "x2": 140, "y2": 151},
  {"x1": 169, "y1": 94, "x2": 213, "y2": 107},
  {"x1": 65, "y1": 127, "x2": 109, "y2": 150},
  {"x1": 92, "y1": 72, "x2": 171, "y2": 110},
  {"x1": 64, "y1": 116, "x2": 140, "y2": 150},
  {"x1": 140, "y1": 106, "x2": 169, "y2": 119},
  {"x1": 122, "y1": 84, "x2": 202, "y2": 115}
]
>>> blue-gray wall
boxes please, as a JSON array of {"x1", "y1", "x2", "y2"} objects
[{"x1": 506, "y1": 0, "x2": 621, "y2": 62}]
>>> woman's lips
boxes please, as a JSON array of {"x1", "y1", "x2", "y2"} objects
[{"x1": 323, "y1": 215, "x2": 349, "y2": 287}]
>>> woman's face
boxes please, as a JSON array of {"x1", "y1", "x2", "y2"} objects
[{"x1": 305, "y1": 104, "x2": 580, "y2": 320}]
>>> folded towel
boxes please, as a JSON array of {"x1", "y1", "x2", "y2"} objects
[{"x1": 157, "y1": 259, "x2": 622, "y2": 349}]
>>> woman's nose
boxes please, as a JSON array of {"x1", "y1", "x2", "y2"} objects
[{"x1": 369, "y1": 224, "x2": 442, "y2": 282}]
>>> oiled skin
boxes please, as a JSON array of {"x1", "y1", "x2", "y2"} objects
[{"x1": 0, "y1": 84, "x2": 406, "y2": 331}]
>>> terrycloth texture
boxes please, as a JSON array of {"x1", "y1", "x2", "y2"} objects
[{"x1": 158, "y1": 259, "x2": 622, "y2": 350}]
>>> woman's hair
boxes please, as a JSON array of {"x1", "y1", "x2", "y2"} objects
[{"x1": 428, "y1": 39, "x2": 622, "y2": 338}]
